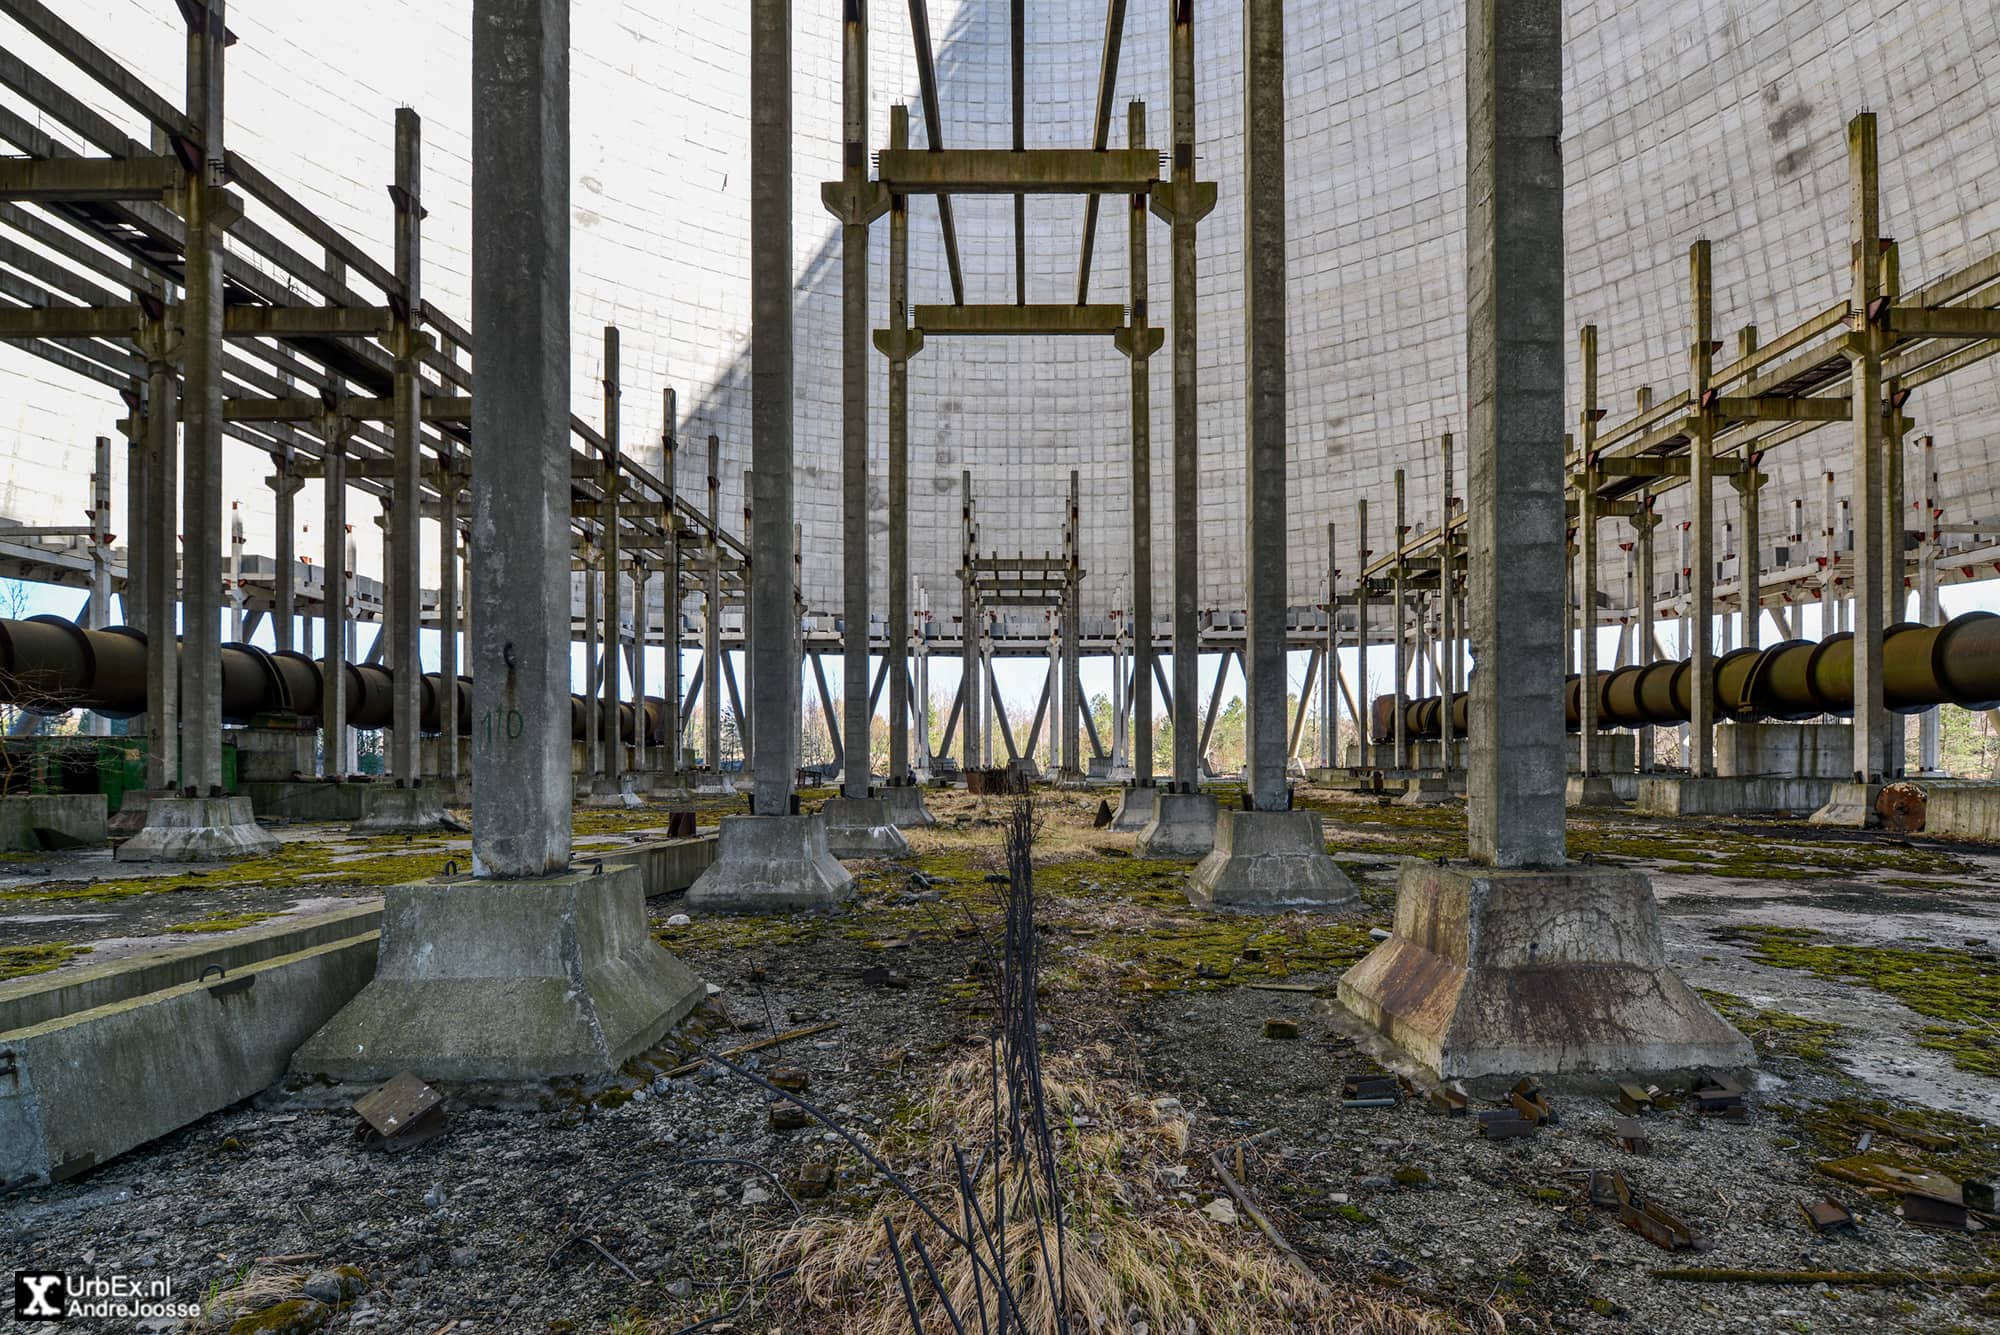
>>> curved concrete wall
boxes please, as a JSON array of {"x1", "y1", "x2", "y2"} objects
[{"x1": 1, "y1": 0, "x2": 1996, "y2": 632}]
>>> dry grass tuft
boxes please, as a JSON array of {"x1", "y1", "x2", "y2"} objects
[
  {"x1": 748, "y1": 1046, "x2": 1475, "y2": 1335},
  {"x1": 191, "y1": 1264, "x2": 312, "y2": 1332}
]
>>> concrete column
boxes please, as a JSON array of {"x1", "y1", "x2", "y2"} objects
[
  {"x1": 320, "y1": 424, "x2": 350, "y2": 777},
  {"x1": 266, "y1": 465, "x2": 300, "y2": 652},
  {"x1": 1633, "y1": 494, "x2": 1658, "y2": 772},
  {"x1": 583, "y1": 548, "x2": 601, "y2": 778},
  {"x1": 1464, "y1": 0, "x2": 1565, "y2": 868},
  {"x1": 1110, "y1": 603, "x2": 1129, "y2": 773},
  {"x1": 1355, "y1": 499, "x2": 1370, "y2": 769},
  {"x1": 657, "y1": 389, "x2": 679, "y2": 774},
  {"x1": 1917, "y1": 436, "x2": 1941, "y2": 772},
  {"x1": 914, "y1": 584, "x2": 932, "y2": 779},
  {"x1": 877, "y1": 105, "x2": 924, "y2": 783},
  {"x1": 1438, "y1": 432, "x2": 1456, "y2": 770},
  {"x1": 1686, "y1": 242, "x2": 1717, "y2": 778},
  {"x1": 632, "y1": 556, "x2": 648, "y2": 773},
  {"x1": 1847, "y1": 113, "x2": 1892, "y2": 784},
  {"x1": 960, "y1": 471, "x2": 978, "y2": 770},
  {"x1": 1577, "y1": 326, "x2": 1600, "y2": 779},
  {"x1": 1152, "y1": 1, "x2": 1215, "y2": 792},
  {"x1": 703, "y1": 435, "x2": 722, "y2": 772},
  {"x1": 388, "y1": 107, "x2": 424, "y2": 786},
  {"x1": 827, "y1": 1, "x2": 888, "y2": 799},
  {"x1": 600, "y1": 326, "x2": 623, "y2": 788},
  {"x1": 748, "y1": 0, "x2": 796, "y2": 814},
  {"x1": 470, "y1": 0, "x2": 573, "y2": 877},
  {"x1": 1323, "y1": 521, "x2": 1339, "y2": 768},
  {"x1": 86, "y1": 437, "x2": 112, "y2": 736},
  {"x1": 123, "y1": 412, "x2": 151, "y2": 636},
  {"x1": 1062, "y1": 470, "x2": 1082, "y2": 779},
  {"x1": 1734, "y1": 462, "x2": 1763, "y2": 651},
  {"x1": 178, "y1": 0, "x2": 229, "y2": 795},
  {"x1": 1391, "y1": 471, "x2": 1409, "y2": 772},
  {"x1": 437, "y1": 455, "x2": 460, "y2": 779},
  {"x1": 1115, "y1": 99, "x2": 1161, "y2": 786}
]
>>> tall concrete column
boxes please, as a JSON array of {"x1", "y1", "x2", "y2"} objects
[
  {"x1": 960, "y1": 471, "x2": 978, "y2": 771},
  {"x1": 266, "y1": 465, "x2": 301, "y2": 652},
  {"x1": 748, "y1": 0, "x2": 796, "y2": 815},
  {"x1": 1847, "y1": 114, "x2": 1891, "y2": 785},
  {"x1": 1633, "y1": 496, "x2": 1659, "y2": 772},
  {"x1": 1917, "y1": 436, "x2": 1941, "y2": 772},
  {"x1": 1354, "y1": 499, "x2": 1370, "y2": 769},
  {"x1": 1438, "y1": 433, "x2": 1456, "y2": 770},
  {"x1": 178, "y1": 0, "x2": 229, "y2": 795},
  {"x1": 702, "y1": 435, "x2": 722, "y2": 774},
  {"x1": 1576, "y1": 328, "x2": 1601, "y2": 783},
  {"x1": 1340, "y1": 0, "x2": 1749, "y2": 1080},
  {"x1": 1686, "y1": 242, "x2": 1717, "y2": 779},
  {"x1": 914, "y1": 585, "x2": 933, "y2": 779},
  {"x1": 1323, "y1": 522, "x2": 1338, "y2": 768},
  {"x1": 826, "y1": 1, "x2": 888, "y2": 800},
  {"x1": 631, "y1": 556, "x2": 648, "y2": 774},
  {"x1": 321, "y1": 423, "x2": 351, "y2": 777},
  {"x1": 1151, "y1": 0, "x2": 1215, "y2": 793},
  {"x1": 469, "y1": 0, "x2": 573, "y2": 876},
  {"x1": 389, "y1": 107, "x2": 425, "y2": 787},
  {"x1": 1391, "y1": 471, "x2": 1409, "y2": 772},
  {"x1": 123, "y1": 412, "x2": 151, "y2": 636},
  {"x1": 87, "y1": 437, "x2": 112, "y2": 737},
  {"x1": 658, "y1": 388, "x2": 680, "y2": 775},
  {"x1": 583, "y1": 548, "x2": 601, "y2": 778},
  {"x1": 437, "y1": 455, "x2": 460, "y2": 779},
  {"x1": 876, "y1": 106, "x2": 925, "y2": 783},
  {"x1": 600, "y1": 326, "x2": 623, "y2": 789},
  {"x1": 1734, "y1": 462, "x2": 1763, "y2": 650},
  {"x1": 1463, "y1": 0, "x2": 1565, "y2": 868},
  {"x1": 1114, "y1": 99, "x2": 1162, "y2": 786}
]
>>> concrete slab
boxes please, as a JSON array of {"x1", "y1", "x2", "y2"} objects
[
  {"x1": 294, "y1": 863, "x2": 703, "y2": 1083},
  {"x1": 580, "y1": 775, "x2": 643, "y2": 809},
  {"x1": 0, "y1": 794, "x2": 108, "y2": 851},
  {"x1": 240, "y1": 780, "x2": 370, "y2": 822},
  {"x1": 1398, "y1": 776, "x2": 1455, "y2": 807},
  {"x1": 684, "y1": 814, "x2": 855, "y2": 914},
  {"x1": 1564, "y1": 775, "x2": 1624, "y2": 809},
  {"x1": 1187, "y1": 809, "x2": 1356, "y2": 910},
  {"x1": 820, "y1": 795, "x2": 911, "y2": 859},
  {"x1": 233, "y1": 726, "x2": 318, "y2": 783},
  {"x1": 1810, "y1": 781, "x2": 1882, "y2": 828},
  {"x1": 612, "y1": 835, "x2": 719, "y2": 897},
  {"x1": 1715, "y1": 722, "x2": 1854, "y2": 780},
  {"x1": 1338, "y1": 860, "x2": 1753, "y2": 1083},
  {"x1": 2, "y1": 915, "x2": 381, "y2": 1186},
  {"x1": 1921, "y1": 782, "x2": 2000, "y2": 841},
  {"x1": 1108, "y1": 785, "x2": 1158, "y2": 832},
  {"x1": 1632, "y1": 775, "x2": 1837, "y2": 817},
  {"x1": 1133, "y1": 790, "x2": 1218, "y2": 859},
  {"x1": 114, "y1": 796, "x2": 281, "y2": 862},
  {"x1": 872, "y1": 784, "x2": 935, "y2": 829},
  {"x1": 350, "y1": 784, "x2": 467, "y2": 836}
]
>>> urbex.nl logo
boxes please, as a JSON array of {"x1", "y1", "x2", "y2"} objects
[{"x1": 14, "y1": 1271, "x2": 201, "y2": 1324}]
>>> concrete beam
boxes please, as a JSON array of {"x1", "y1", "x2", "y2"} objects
[
  {"x1": 912, "y1": 303, "x2": 1134, "y2": 336},
  {"x1": 875, "y1": 146, "x2": 1159, "y2": 195},
  {"x1": 0, "y1": 154, "x2": 180, "y2": 201}
]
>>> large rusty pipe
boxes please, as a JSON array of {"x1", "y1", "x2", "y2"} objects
[
  {"x1": 1374, "y1": 612, "x2": 2000, "y2": 743},
  {"x1": 0, "y1": 618, "x2": 669, "y2": 745}
]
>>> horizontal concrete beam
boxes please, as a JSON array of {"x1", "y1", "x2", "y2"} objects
[
  {"x1": 876, "y1": 147, "x2": 1160, "y2": 195},
  {"x1": 0, "y1": 303, "x2": 399, "y2": 341},
  {"x1": 1891, "y1": 306, "x2": 2000, "y2": 340},
  {"x1": 0, "y1": 153, "x2": 179, "y2": 201},
  {"x1": 228, "y1": 394, "x2": 473, "y2": 424},
  {"x1": 1708, "y1": 395, "x2": 1851, "y2": 422},
  {"x1": 914, "y1": 303, "x2": 1132, "y2": 336}
]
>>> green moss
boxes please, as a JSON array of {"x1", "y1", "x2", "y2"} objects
[
  {"x1": 0, "y1": 940, "x2": 90, "y2": 980},
  {"x1": 658, "y1": 915, "x2": 823, "y2": 953},
  {"x1": 1073, "y1": 914, "x2": 1382, "y2": 993},
  {"x1": 3, "y1": 838, "x2": 462, "y2": 904},
  {"x1": 166, "y1": 910, "x2": 278, "y2": 934},
  {"x1": 227, "y1": 1298, "x2": 329, "y2": 1334},
  {"x1": 1772, "y1": 1097, "x2": 2000, "y2": 1186},
  {"x1": 1718, "y1": 925, "x2": 2000, "y2": 1077},
  {"x1": 1697, "y1": 989, "x2": 1847, "y2": 1063},
  {"x1": 1329, "y1": 1202, "x2": 1374, "y2": 1226}
]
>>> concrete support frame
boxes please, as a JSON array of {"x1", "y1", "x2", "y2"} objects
[
  {"x1": 142, "y1": 322, "x2": 178, "y2": 792},
  {"x1": 1114, "y1": 99, "x2": 1162, "y2": 788},
  {"x1": 321, "y1": 423, "x2": 351, "y2": 777},
  {"x1": 388, "y1": 108, "x2": 425, "y2": 788},
  {"x1": 1061, "y1": 470, "x2": 1082, "y2": 781},
  {"x1": 1847, "y1": 113, "x2": 1892, "y2": 786},
  {"x1": 1340, "y1": 0, "x2": 1748, "y2": 1083},
  {"x1": 468, "y1": 0, "x2": 573, "y2": 878},
  {"x1": 266, "y1": 463, "x2": 300, "y2": 654},
  {"x1": 704, "y1": 435, "x2": 722, "y2": 778},
  {"x1": 1438, "y1": 433, "x2": 1456, "y2": 771},
  {"x1": 599, "y1": 326, "x2": 624, "y2": 794},
  {"x1": 437, "y1": 453, "x2": 460, "y2": 779},
  {"x1": 1355, "y1": 499, "x2": 1370, "y2": 769},
  {"x1": 658, "y1": 389, "x2": 680, "y2": 776},
  {"x1": 875, "y1": 104, "x2": 925, "y2": 789},
  {"x1": 1391, "y1": 471, "x2": 1409, "y2": 771},
  {"x1": 1686, "y1": 242, "x2": 1718, "y2": 778}
]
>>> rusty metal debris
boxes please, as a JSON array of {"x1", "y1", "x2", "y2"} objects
[
  {"x1": 1618, "y1": 1083, "x2": 1659, "y2": 1115},
  {"x1": 1262, "y1": 1017, "x2": 1300, "y2": 1040},
  {"x1": 353, "y1": 1072, "x2": 446, "y2": 1153},
  {"x1": 769, "y1": 1067, "x2": 810, "y2": 1092},
  {"x1": 1799, "y1": 1198, "x2": 1858, "y2": 1234},
  {"x1": 1092, "y1": 799, "x2": 1113, "y2": 828},
  {"x1": 768, "y1": 1105, "x2": 810, "y2": 1132},
  {"x1": 1588, "y1": 1170, "x2": 1627, "y2": 1210},
  {"x1": 1428, "y1": 1084, "x2": 1468, "y2": 1117},
  {"x1": 1476, "y1": 1109, "x2": 1534, "y2": 1140},
  {"x1": 1876, "y1": 781, "x2": 1927, "y2": 833},
  {"x1": 1609, "y1": 1116, "x2": 1652, "y2": 1155},
  {"x1": 1509, "y1": 1077, "x2": 1553, "y2": 1126},
  {"x1": 1584, "y1": 1168, "x2": 1699, "y2": 1251},
  {"x1": 666, "y1": 810, "x2": 697, "y2": 838},
  {"x1": 1342, "y1": 1073, "x2": 1400, "y2": 1109},
  {"x1": 1689, "y1": 1075, "x2": 1746, "y2": 1120}
]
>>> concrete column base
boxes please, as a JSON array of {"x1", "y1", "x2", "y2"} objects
[
  {"x1": 580, "y1": 775, "x2": 643, "y2": 809},
  {"x1": 1188, "y1": 809, "x2": 1356, "y2": 910},
  {"x1": 1633, "y1": 774, "x2": 1837, "y2": 817},
  {"x1": 350, "y1": 784, "x2": 468, "y2": 836},
  {"x1": 1923, "y1": 782, "x2": 2000, "y2": 840},
  {"x1": 0, "y1": 794, "x2": 108, "y2": 851},
  {"x1": 820, "y1": 796, "x2": 912, "y2": 859},
  {"x1": 1398, "y1": 776, "x2": 1455, "y2": 807},
  {"x1": 1108, "y1": 785, "x2": 1158, "y2": 833},
  {"x1": 108, "y1": 788, "x2": 172, "y2": 837},
  {"x1": 873, "y1": 784, "x2": 935, "y2": 829},
  {"x1": 684, "y1": 814, "x2": 856, "y2": 914},
  {"x1": 1134, "y1": 790, "x2": 1219, "y2": 859},
  {"x1": 1809, "y1": 781, "x2": 1882, "y2": 828},
  {"x1": 692, "y1": 772, "x2": 739, "y2": 797},
  {"x1": 295, "y1": 864, "x2": 701, "y2": 1082},
  {"x1": 114, "y1": 796, "x2": 280, "y2": 863},
  {"x1": 1564, "y1": 775, "x2": 1624, "y2": 809},
  {"x1": 1338, "y1": 861, "x2": 1753, "y2": 1083}
]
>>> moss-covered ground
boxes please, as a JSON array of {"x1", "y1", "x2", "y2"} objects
[{"x1": 0, "y1": 940, "x2": 90, "y2": 981}]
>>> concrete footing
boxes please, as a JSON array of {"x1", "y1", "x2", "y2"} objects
[
  {"x1": 1809, "y1": 781, "x2": 1881, "y2": 828},
  {"x1": 873, "y1": 784, "x2": 935, "y2": 829},
  {"x1": 684, "y1": 814, "x2": 856, "y2": 914},
  {"x1": 114, "y1": 796, "x2": 281, "y2": 862},
  {"x1": 0, "y1": 794, "x2": 108, "y2": 851},
  {"x1": 1632, "y1": 774, "x2": 1837, "y2": 817},
  {"x1": 1716, "y1": 722, "x2": 1854, "y2": 780},
  {"x1": 1923, "y1": 782, "x2": 2000, "y2": 841},
  {"x1": 1564, "y1": 774, "x2": 1624, "y2": 809},
  {"x1": 1338, "y1": 861, "x2": 1753, "y2": 1083},
  {"x1": 2, "y1": 905, "x2": 382, "y2": 1186},
  {"x1": 1398, "y1": 776, "x2": 1455, "y2": 807},
  {"x1": 820, "y1": 796, "x2": 911, "y2": 859},
  {"x1": 350, "y1": 783, "x2": 467, "y2": 836},
  {"x1": 1188, "y1": 809, "x2": 1355, "y2": 910},
  {"x1": 581, "y1": 775, "x2": 643, "y2": 809},
  {"x1": 107, "y1": 788, "x2": 171, "y2": 836},
  {"x1": 1134, "y1": 790, "x2": 1219, "y2": 859},
  {"x1": 692, "y1": 772, "x2": 739, "y2": 797},
  {"x1": 1108, "y1": 785, "x2": 1158, "y2": 832},
  {"x1": 295, "y1": 864, "x2": 704, "y2": 1082}
]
